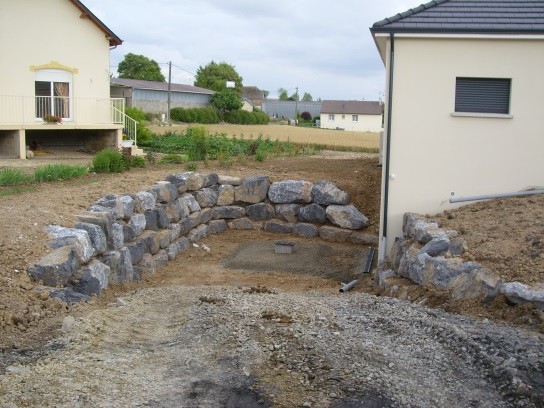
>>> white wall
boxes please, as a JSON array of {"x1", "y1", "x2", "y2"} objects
[
  {"x1": 320, "y1": 113, "x2": 382, "y2": 132},
  {"x1": 380, "y1": 36, "x2": 544, "y2": 255},
  {"x1": 0, "y1": 0, "x2": 112, "y2": 100}
]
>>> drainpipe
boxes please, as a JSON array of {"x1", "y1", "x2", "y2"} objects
[
  {"x1": 450, "y1": 189, "x2": 544, "y2": 204},
  {"x1": 381, "y1": 33, "x2": 395, "y2": 258}
]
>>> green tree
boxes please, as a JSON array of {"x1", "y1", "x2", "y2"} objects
[
  {"x1": 302, "y1": 92, "x2": 313, "y2": 102},
  {"x1": 117, "y1": 53, "x2": 165, "y2": 82},
  {"x1": 278, "y1": 88, "x2": 289, "y2": 101},
  {"x1": 289, "y1": 91, "x2": 299, "y2": 101},
  {"x1": 194, "y1": 61, "x2": 243, "y2": 97},
  {"x1": 262, "y1": 90, "x2": 270, "y2": 99},
  {"x1": 210, "y1": 89, "x2": 243, "y2": 114}
]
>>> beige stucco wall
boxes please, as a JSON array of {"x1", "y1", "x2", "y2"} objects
[
  {"x1": 320, "y1": 113, "x2": 382, "y2": 132},
  {"x1": 379, "y1": 35, "x2": 544, "y2": 257},
  {"x1": 0, "y1": 0, "x2": 111, "y2": 100}
]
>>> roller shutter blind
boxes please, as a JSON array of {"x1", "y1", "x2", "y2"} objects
[{"x1": 455, "y1": 77, "x2": 511, "y2": 114}]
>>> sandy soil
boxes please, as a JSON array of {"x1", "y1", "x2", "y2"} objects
[{"x1": 0, "y1": 149, "x2": 543, "y2": 360}]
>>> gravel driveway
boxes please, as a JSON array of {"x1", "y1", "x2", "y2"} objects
[{"x1": 1, "y1": 286, "x2": 542, "y2": 408}]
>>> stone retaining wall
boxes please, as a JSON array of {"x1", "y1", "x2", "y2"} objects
[
  {"x1": 27, "y1": 172, "x2": 378, "y2": 303},
  {"x1": 377, "y1": 213, "x2": 544, "y2": 311}
]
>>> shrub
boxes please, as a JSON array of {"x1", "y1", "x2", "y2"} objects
[
  {"x1": 34, "y1": 164, "x2": 88, "y2": 182},
  {"x1": 223, "y1": 110, "x2": 268, "y2": 125},
  {"x1": 0, "y1": 168, "x2": 33, "y2": 186},
  {"x1": 125, "y1": 106, "x2": 153, "y2": 144},
  {"x1": 187, "y1": 126, "x2": 209, "y2": 161},
  {"x1": 185, "y1": 162, "x2": 197, "y2": 171},
  {"x1": 301, "y1": 111, "x2": 311, "y2": 121},
  {"x1": 92, "y1": 149, "x2": 125, "y2": 173},
  {"x1": 170, "y1": 107, "x2": 219, "y2": 124},
  {"x1": 159, "y1": 154, "x2": 188, "y2": 164}
]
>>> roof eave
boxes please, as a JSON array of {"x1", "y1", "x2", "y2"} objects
[
  {"x1": 69, "y1": 0, "x2": 123, "y2": 47},
  {"x1": 370, "y1": 27, "x2": 544, "y2": 36}
]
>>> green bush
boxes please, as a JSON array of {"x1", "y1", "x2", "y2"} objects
[
  {"x1": 0, "y1": 168, "x2": 33, "y2": 186},
  {"x1": 159, "y1": 153, "x2": 188, "y2": 164},
  {"x1": 223, "y1": 109, "x2": 269, "y2": 125},
  {"x1": 125, "y1": 106, "x2": 153, "y2": 144},
  {"x1": 185, "y1": 162, "x2": 197, "y2": 171},
  {"x1": 34, "y1": 164, "x2": 88, "y2": 182},
  {"x1": 92, "y1": 149, "x2": 125, "y2": 173},
  {"x1": 170, "y1": 107, "x2": 219, "y2": 124},
  {"x1": 130, "y1": 156, "x2": 147, "y2": 168},
  {"x1": 187, "y1": 126, "x2": 209, "y2": 161}
]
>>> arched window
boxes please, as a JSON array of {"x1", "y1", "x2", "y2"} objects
[{"x1": 35, "y1": 69, "x2": 72, "y2": 121}]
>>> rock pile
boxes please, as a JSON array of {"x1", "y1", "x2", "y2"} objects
[
  {"x1": 27, "y1": 173, "x2": 376, "y2": 302},
  {"x1": 378, "y1": 213, "x2": 544, "y2": 310}
]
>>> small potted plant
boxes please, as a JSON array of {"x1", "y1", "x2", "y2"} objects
[
  {"x1": 43, "y1": 114, "x2": 62, "y2": 124},
  {"x1": 121, "y1": 132, "x2": 133, "y2": 147}
]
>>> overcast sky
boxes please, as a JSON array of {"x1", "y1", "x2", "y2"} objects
[{"x1": 85, "y1": 0, "x2": 413, "y2": 101}]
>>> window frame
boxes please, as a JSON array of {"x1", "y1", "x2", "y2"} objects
[
  {"x1": 453, "y1": 77, "x2": 512, "y2": 118},
  {"x1": 352, "y1": 115, "x2": 358, "y2": 123},
  {"x1": 328, "y1": 114, "x2": 335, "y2": 121}
]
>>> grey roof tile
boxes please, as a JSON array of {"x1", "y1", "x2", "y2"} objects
[
  {"x1": 110, "y1": 78, "x2": 214, "y2": 95},
  {"x1": 371, "y1": 0, "x2": 544, "y2": 33}
]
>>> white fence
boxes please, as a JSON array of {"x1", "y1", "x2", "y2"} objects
[{"x1": 0, "y1": 96, "x2": 126, "y2": 125}]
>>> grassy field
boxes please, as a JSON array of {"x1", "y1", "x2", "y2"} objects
[{"x1": 148, "y1": 123, "x2": 380, "y2": 151}]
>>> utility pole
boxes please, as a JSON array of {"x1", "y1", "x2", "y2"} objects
[
  {"x1": 294, "y1": 86, "x2": 298, "y2": 125},
  {"x1": 167, "y1": 61, "x2": 172, "y2": 123}
]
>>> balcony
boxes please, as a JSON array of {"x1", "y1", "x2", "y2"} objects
[{"x1": 0, "y1": 96, "x2": 126, "y2": 128}]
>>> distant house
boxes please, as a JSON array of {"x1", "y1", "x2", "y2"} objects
[
  {"x1": 110, "y1": 78, "x2": 214, "y2": 115},
  {"x1": 371, "y1": 0, "x2": 544, "y2": 259},
  {"x1": 0, "y1": 0, "x2": 130, "y2": 158},
  {"x1": 242, "y1": 86, "x2": 265, "y2": 110},
  {"x1": 320, "y1": 100, "x2": 382, "y2": 132},
  {"x1": 262, "y1": 100, "x2": 322, "y2": 120}
]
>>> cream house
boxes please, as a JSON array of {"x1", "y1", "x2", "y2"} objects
[
  {"x1": 0, "y1": 0, "x2": 135, "y2": 159},
  {"x1": 320, "y1": 100, "x2": 382, "y2": 132},
  {"x1": 371, "y1": 0, "x2": 544, "y2": 259}
]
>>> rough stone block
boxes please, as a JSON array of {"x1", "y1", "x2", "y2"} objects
[
  {"x1": 208, "y1": 219, "x2": 227, "y2": 234},
  {"x1": 179, "y1": 217, "x2": 192, "y2": 236},
  {"x1": 144, "y1": 210, "x2": 159, "y2": 231},
  {"x1": 235, "y1": 176, "x2": 269, "y2": 203},
  {"x1": 149, "y1": 181, "x2": 179, "y2": 204},
  {"x1": 218, "y1": 175, "x2": 242, "y2": 186},
  {"x1": 77, "y1": 211, "x2": 115, "y2": 239},
  {"x1": 128, "y1": 214, "x2": 146, "y2": 238},
  {"x1": 419, "y1": 237, "x2": 450, "y2": 257},
  {"x1": 70, "y1": 260, "x2": 110, "y2": 295},
  {"x1": 167, "y1": 236, "x2": 190, "y2": 260},
  {"x1": 264, "y1": 220, "x2": 293, "y2": 234},
  {"x1": 75, "y1": 222, "x2": 107, "y2": 255},
  {"x1": 156, "y1": 230, "x2": 172, "y2": 249},
  {"x1": 45, "y1": 225, "x2": 95, "y2": 263},
  {"x1": 140, "y1": 230, "x2": 161, "y2": 255},
  {"x1": 275, "y1": 204, "x2": 300, "y2": 223},
  {"x1": 217, "y1": 185, "x2": 235, "y2": 206},
  {"x1": 27, "y1": 246, "x2": 79, "y2": 286},
  {"x1": 246, "y1": 203, "x2": 275, "y2": 221},
  {"x1": 213, "y1": 205, "x2": 246, "y2": 219},
  {"x1": 375, "y1": 268, "x2": 397, "y2": 288},
  {"x1": 500, "y1": 282, "x2": 544, "y2": 310},
  {"x1": 326, "y1": 205, "x2": 369, "y2": 230},
  {"x1": 118, "y1": 195, "x2": 135, "y2": 220},
  {"x1": 126, "y1": 239, "x2": 148, "y2": 264},
  {"x1": 268, "y1": 180, "x2": 313, "y2": 204},
  {"x1": 204, "y1": 173, "x2": 219, "y2": 187},
  {"x1": 298, "y1": 203, "x2": 327, "y2": 224},
  {"x1": 153, "y1": 250, "x2": 169, "y2": 268},
  {"x1": 156, "y1": 206, "x2": 171, "y2": 229},
  {"x1": 194, "y1": 188, "x2": 218, "y2": 208},
  {"x1": 187, "y1": 225, "x2": 209, "y2": 242},
  {"x1": 169, "y1": 223, "x2": 182, "y2": 241},
  {"x1": 350, "y1": 232, "x2": 379, "y2": 246},
  {"x1": 111, "y1": 222, "x2": 124, "y2": 250},
  {"x1": 228, "y1": 217, "x2": 259, "y2": 230},
  {"x1": 390, "y1": 238, "x2": 414, "y2": 271},
  {"x1": 100, "y1": 249, "x2": 134, "y2": 284},
  {"x1": 48, "y1": 288, "x2": 91, "y2": 304},
  {"x1": 200, "y1": 208, "x2": 214, "y2": 224},
  {"x1": 293, "y1": 223, "x2": 319, "y2": 238},
  {"x1": 188, "y1": 212, "x2": 202, "y2": 230},
  {"x1": 186, "y1": 172, "x2": 206, "y2": 191},
  {"x1": 135, "y1": 191, "x2": 156, "y2": 213},
  {"x1": 449, "y1": 269, "x2": 502, "y2": 301},
  {"x1": 311, "y1": 181, "x2": 349, "y2": 205},
  {"x1": 181, "y1": 193, "x2": 201, "y2": 212},
  {"x1": 319, "y1": 226, "x2": 351, "y2": 242},
  {"x1": 138, "y1": 253, "x2": 156, "y2": 275},
  {"x1": 165, "y1": 173, "x2": 189, "y2": 193},
  {"x1": 165, "y1": 201, "x2": 182, "y2": 223}
]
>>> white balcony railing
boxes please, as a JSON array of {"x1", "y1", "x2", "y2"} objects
[{"x1": 0, "y1": 95, "x2": 126, "y2": 126}]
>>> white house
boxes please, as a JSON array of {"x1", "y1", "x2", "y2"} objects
[
  {"x1": 0, "y1": 0, "x2": 133, "y2": 159},
  {"x1": 110, "y1": 78, "x2": 214, "y2": 115},
  {"x1": 320, "y1": 100, "x2": 382, "y2": 132},
  {"x1": 370, "y1": 0, "x2": 544, "y2": 259}
]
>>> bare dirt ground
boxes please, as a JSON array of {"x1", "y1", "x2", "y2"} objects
[{"x1": 0, "y1": 150, "x2": 543, "y2": 407}]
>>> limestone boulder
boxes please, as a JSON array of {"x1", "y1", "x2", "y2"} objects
[
  {"x1": 298, "y1": 203, "x2": 327, "y2": 224},
  {"x1": 213, "y1": 206, "x2": 246, "y2": 219},
  {"x1": 235, "y1": 176, "x2": 270, "y2": 203},
  {"x1": 326, "y1": 205, "x2": 369, "y2": 230},
  {"x1": 268, "y1": 180, "x2": 313, "y2": 204},
  {"x1": 27, "y1": 246, "x2": 79, "y2": 286},
  {"x1": 134, "y1": 191, "x2": 156, "y2": 213},
  {"x1": 75, "y1": 222, "x2": 107, "y2": 255},
  {"x1": 500, "y1": 282, "x2": 544, "y2": 310},
  {"x1": 45, "y1": 225, "x2": 95, "y2": 263},
  {"x1": 246, "y1": 203, "x2": 275, "y2": 221},
  {"x1": 194, "y1": 188, "x2": 218, "y2": 208},
  {"x1": 217, "y1": 185, "x2": 235, "y2": 206},
  {"x1": 275, "y1": 204, "x2": 300, "y2": 223},
  {"x1": 311, "y1": 181, "x2": 349, "y2": 205}
]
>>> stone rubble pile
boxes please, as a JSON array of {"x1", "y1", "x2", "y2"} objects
[
  {"x1": 27, "y1": 173, "x2": 377, "y2": 303},
  {"x1": 377, "y1": 213, "x2": 544, "y2": 310}
]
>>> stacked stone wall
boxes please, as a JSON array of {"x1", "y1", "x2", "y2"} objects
[{"x1": 28, "y1": 173, "x2": 378, "y2": 303}]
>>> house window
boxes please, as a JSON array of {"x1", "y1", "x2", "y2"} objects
[
  {"x1": 352, "y1": 115, "x2": 358, "y2": 122},
  {"x1": 328, "y1": 114, "x2": 335, "y2": 121},
  {"x1": 455, "y1": 77, "x2": 511, "y2": 114},
  {"x1": 342, "y1": 114, "x2": 345, "y2": 119},
  {"x1": 34, "y1": 69, "x2": 72, "y2": 120}
]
